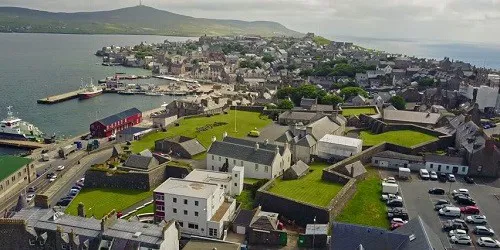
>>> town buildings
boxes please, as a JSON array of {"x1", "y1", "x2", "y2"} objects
[
  {"x1": 90, "y1": 108, "x2": 142, "y2": 138},
  {"x1": 0, "y1": 156, "x2": 34, "y2": 201},
  {"x1": 316, "y1": 134, "x2": 363, "y2": 161}
]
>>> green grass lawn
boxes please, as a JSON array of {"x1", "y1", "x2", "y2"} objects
[
  {"x1": 244, "y1": 178, "x2": 261, "y2": 185},
  {"x1": 336, "y1": 168, "x2": 389, "y2": 229},
  {"x1": 65, "y1": 188, "x2": 152, "y2": 219},
  {"x1": 236, "y1": 189, "x2": 255, "y2": 210},
  {"x1": 123, "y1": 203, "x2": 155, "y2": 219},
  {"x1": 131, "y1": 111, "x2": 271, "y2": 153},
  {"x1": 341, "y1": 107, "x2": 378, "y2": 117},
  {"x1": 313, "y1": 36, "x2": 331, "y2": 46},
  {"x1": 268, "y1": 162, "x2": 343, "y2": 207},
  {"x1": 360, "y1": 130, "x2": 438, "y2": 147}
]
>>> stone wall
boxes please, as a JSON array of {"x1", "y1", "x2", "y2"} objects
[{"x1": 230, "y1": 105, "x2": 266, "y2": 113}]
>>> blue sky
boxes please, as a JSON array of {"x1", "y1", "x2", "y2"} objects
[{"x1": 1, "y1": 0, "x2": 499, "y2": 43}]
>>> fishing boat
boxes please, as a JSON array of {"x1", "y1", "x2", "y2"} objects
[
  {"x1": 117, "y1": 89, "x2": 135, "y2": 95},
  {"x1": 0, "y1": 106, "x2": 44, "y2": 141},
  {"x1": 78, "y1": 79, "x2": 103, "y2": 99},
  {"x1": 145, "y1": 91, "x2": 164, "y2": 96}
]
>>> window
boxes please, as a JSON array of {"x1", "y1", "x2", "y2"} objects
[
  {"x1": 188, "y1": 223, "x2": 199, "y2": 229},
  {"x1": 211, "y1": 155, "x2": 214, "y2": 160},
  {"x1": 375, "y1": 160, "x2": 379, "y2": 164},
  {"x1": 233, "y1": 159, "x2": 236, "y2": 165},
  {"x1": 29, "y1": 239, "x2": 35, "y2": 246},
  {"x1": 430, "y1": 164, "x2": 433, "y2": 168},
  {"x1": 255, "y1": 164, "x2": 258, "y2": 171},
  {"x1": 241, "y1": 161, "x2": 243, "y2": 165},
  {"x1": 184, "y1": 210, "x2": 188, "y2": 215},
  {"x1": 265, "y1": 166, "x2": 269, "y2": 173},
  {"x1": 12, "y1": 176, "x2": 15, "y2": 181},
  {"x1": 157, "y1": 205, "x2": 164, "y2": 211},
  {"x1": 173, "y1": 197, "x2": 177, "y2": 203},
  {"x1": 209, "y1": 228, "x2": 218, "y2": 236},
  {"x1": 195, "y1": 211, "x2": 199, "y2": 216},
  {"x1": 235, "y1": 173, "x2": 238, "y2": 178},
  {"x1": 173, "y1": 208, "x2": 177, "y2": 213},
  {"x1": 178, "y1": 221, "x2": 184, "y2": 227},
  {"x1": 234, "y1": 183, "x2": 237, "y2": 187},
  {"x1": 155, "y1": 193, "x2": 164, "y2": 200},
  {"x1": 184, "y1": 199, "x2": 188, "y2": 205},
  {"x1": 219, "y1": 156, "x2": 221, "y2": 161},
  {"x1": 195, "y1": 201, "x2": 199, "y2": 206},
  {"x1": 462, "y1": 167, "x2": 467, "y2": 172}
]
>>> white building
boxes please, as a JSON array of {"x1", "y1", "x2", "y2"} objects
[
  {"x1": 316, "y1": 134, "x2": 363, "y2": 160},
  {"x1": 184, "y1": 167, "x2": 244, "y2": 196},
  {"x1": 424, "y1": 154, "x2": 468, "y2": 175},
  {"x1": 153, "y1": 178, "x2": 236, "y2": 239},
  {"x1": 207, "y1": 136, "x2": 291, "y2": 179}
]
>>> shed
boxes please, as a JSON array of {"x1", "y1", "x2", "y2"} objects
[
  {"x1": 155, "y1": 136, "x2": 206, "y2": 159},
  {"x1": 339, "y1": 161, "x2": 367, "y2": 179},
  {"x1": 283, "y1": 160, "x2": 310, "y2": 180},
  {"x1": 232, "y1": 209, "x2": 257, "y2": 235},
  {"x1": 116, "y1": 127, "x2": 152, "y2": 143}
]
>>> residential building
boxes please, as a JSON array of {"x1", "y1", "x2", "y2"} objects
[
  {"x1": 300, "y1": 98, "x2": 318, "y2": 109},
  {"x1": 383, "y1": 110, "x2": 441, "y2": 127},
  {"x1": 372, "y1": 151, "x2": 425, "y2": 171},
  {"x1": 207, "y1": 136, "x2": 291, "y2": 179},
  {"x1": 0, "y1": 208, "x2": 179, "y2": 250},
  {"x1": 165, "y1": 96, "x2": 228, "y2": 118},
  {"x1": 350, "y1": 95, "x2": 368, "y2": 106},
  {"x1": 116, "y1": 127, "x2": 152, "y2": 143},
  {"x1": 278, "y1": 111, "x2": 324, "y2": 125},
  {"x1": 283, "y1": 160, "x2": 310, "y2": 180},
  {"x1": 184, "y1": 167, "x2": 244, "y2": 196},
  {"x1": 155, "y1": 136, "x2": 206, "y2": 159},
  {"x1": 151, "y1": 112, "x2": 178, "y2": 128},
  {"x1": 90, "y1": 108, "x2": 142, "y2": 138},
  {"x1": 0, "y1": 156, "x2": 34, "y2": 200},
  {"x1": 424, "y1": 154, "x2": 468, "y2": 175},
  {"x1": 153, "y1": 178, "x2": 236, "y2": 239},
  {"x1": 316, "y1": 135, "x2": 363, "y2": 160}
]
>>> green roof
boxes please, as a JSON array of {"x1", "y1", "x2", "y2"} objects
[{"x1": 0, "y1": 156, "x2": 33, "y2": 181}]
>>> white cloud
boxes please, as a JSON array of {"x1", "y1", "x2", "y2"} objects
[{"x1": 0, "y1": 0, "x2": 498, "y2": 43}]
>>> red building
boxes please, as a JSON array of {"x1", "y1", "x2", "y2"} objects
[{"x1": 90, "y1": 108, "x2": 142, "y2": 138}]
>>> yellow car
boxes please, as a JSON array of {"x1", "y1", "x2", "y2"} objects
[{"x1": 248, "y1": 129, "x2": 260, "y2": 137}]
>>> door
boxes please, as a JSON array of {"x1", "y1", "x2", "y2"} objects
[{"x1": 452, "y1": 167, "x2": 458, "y2": 174}]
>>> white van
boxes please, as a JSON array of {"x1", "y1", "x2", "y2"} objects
[
  {"x1": 439, "y1": 206, "x2": 461, "y2": 217},
  {"x1": 419, "y1": 169, "x2": 430, "y2": 180}
]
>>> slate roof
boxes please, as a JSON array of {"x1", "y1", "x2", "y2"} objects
[
  {"x1": 286, "y1": 160, "x2": 310, "y2": 178},
  {"x1": 208, "y1": 138, "x2": 278, "y2": 166},
  {"x1": 296, "y1": 134, "x2": 317, "y2": 147},
  {"x1": 331, "y1": 222, "x2": 409, "y2": 250},
  {"x1": 97, "y1": 108, "x2": 141, "y2": 126},
  {"x1": 116, "y1": 126, "x2": 150, "y2": 135},
  {"x1": 424, "y1": 154, "x2": 467, "y2": 166},
  {"x1": 278, "y1": 111, "x2": 324, "y2": 124},
  {"x1": 300, "y1": 98, "x2": 317, "y2": 108},
  {"x1": 373, "y1": 151, "x2": 424, "y2": 162},
  {"x1": 223, "y1": 136, "x2": 285, "y2": 155},
  {"x1": 383, "y1": 110, "x2": 441, "y2": 125},
  {"x1": 250, "y1": 211, "x2": 279, "y2": 231},
  {"x1": 123, "y1": 155, "x2": 158, "y2": 170},
  {"x1": 179, "y1": 138, "x2": 206, "y2": 156},
  {"x1": 455, "y1": 120, "x2": 485, "y2": 154},
  {"x1": 232, "y1": 209, "x2": 256, "y2": 227},
  {"x1": 342, "y1": 161, "x2": 367, "y2": 178},
  {"x1": 394, "y1": 216, "x2": 446, "y2": 250}
]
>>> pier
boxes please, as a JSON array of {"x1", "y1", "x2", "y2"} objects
[
  {"x1": 37, "y1": 89, "x2": 82, "y2": 104},
  {"x1": 0, "y1": 139, "x2": 45, "y2": 149}
]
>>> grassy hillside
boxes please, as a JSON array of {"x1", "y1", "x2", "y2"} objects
[{"x1": 0, "y1": 5, "x2": 302, "y2": 37}]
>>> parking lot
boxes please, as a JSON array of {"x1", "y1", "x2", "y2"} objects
[{"x1": 382, "y1": 170, "x2": 500, "y2": 249}]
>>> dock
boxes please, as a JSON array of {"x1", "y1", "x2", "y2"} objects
[
  {"x1": 37, "y1": 89, "x2": 82, "y2": 104},
  {"x1": 0, "y1": 139, "x2": 45, "y2": 149}
]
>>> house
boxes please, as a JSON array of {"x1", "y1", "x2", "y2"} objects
[
  {"x1": 350, "y1": 95, "x2": 368, "y2": 106},
  {"x1": 116, "y1": 127, "x2": 152, "y2": 143},
  {"x1": 232, "y1": 206, "x2": 286, "y2": 246},
  {"x1": 207, "y1": 136, "x2": 291, "y2": 180},
  {"x1": 90, "y1": 108, "x2": 142, "y2": 138},
  {"x1": 316, "y1": 135, "x2": 363, "y2": 161},
  {"x1": 337, "y1": 160, "x2": 366, "y2": 179},
  {"x1": 155, "y1": 136, "x2": 206, "y2": 159},
  {"x1": 184, "y1": 167, "x2": 244, "y2": 196},
  {"x1": 283, "y1": 160, "x2": 310, "y2": 180},
  {"x1": 153, "y1": 178, "x2": 236, "y2": 239},
  {"x1": 151, "y1": 112, "x2": 178, "y2": 128},
  {"x1": 0, "y1": 156, "x2": 34, "y2": 201},
  {"x1": 278, "y1": 111, "x2": 324, "y2": 125},
  {"x1": 0, "y1": 207, "x2": 179, "y2": 250},
  {"x1": 300, "y1": 98, "x2": 318, "y2": 109},
  {"x1": 165, "y1": 96, "x2": 228, "y2": 118},
  {"x1": 383, "y1": 110, "x2": 441, "y2": 127},
  {"x1": 400, "y1": 88, "x2": 422, "y2": 102},
  {"x1": 331, "y1": 216, "x2": 445, "y2": 250},
  {"x1": 372, "y1": 151, "x2": 424, "y2": 171},
  {"x1": 424, "y1": 154, "x2": 468, "y2": 175}
]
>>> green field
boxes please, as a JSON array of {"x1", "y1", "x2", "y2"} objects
[
  {"x1": 360, "y1": 130, "x2": 438, "y2": 147},
  {"x1": 236, "y1": 189, "x2": 255, "y2": 210},
  {"x1": 244, "y1": 178, "x2": 261, "y2": 185},
  {"x1": 123, "y1": 203, "x2": 155, "y2": 219},
  {"x1": 0, "y1": 155, "x2": 33, "y2": 180},
  {"x1": 65, "y1": 188, "x2": 152, "y2": 219},
  {"x1": 313, "y1": 36, "x2": 331, "y2": 46},
  {"x1": 268, "y1": 162, "x2": 343, "y2": 207},
  {"x1": 341, "y1": 107, "x2": 378, "y2": 117},
  {"x1": 131, "y1": 111, "x2": 271, "y2": 154},
  {"x1": 336, "y1": 168, "x2": 389, "y2": 228}
]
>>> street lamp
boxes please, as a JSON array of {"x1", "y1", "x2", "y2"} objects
[{"x1": 312, "y1": 216, "x2": 316, "y2": 249}]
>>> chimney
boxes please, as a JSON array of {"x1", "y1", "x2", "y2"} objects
[
  {"x1": 265, "y1": 139, "x2": 269, "y2": 145},
  {"x1": 223, "y1": 132, "x2": 228, "y2": 138},
  {"x1": 255, "y1": 142, "x2": 260, "y2": 150},
  {"x1": 77, "y1": 203, "x2": 86, "y2": 217},
  {"x1": 276, "y1": 145, "x2": 280, "y2": 154},
  {"x1": 211, "y1": 136, "x2": 217, "y2": 142}
]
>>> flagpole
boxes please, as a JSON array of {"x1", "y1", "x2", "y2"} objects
[{"x1": 234, "y1": 105, "x2": 237, "y2": 132}]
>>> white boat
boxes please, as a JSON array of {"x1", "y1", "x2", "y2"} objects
[
  {"x1": 0, "y1": 106, "x2": 44, "y2": 141},
  {"x1": 145, "y1": 92, "x2": 164, "y2": 96},
  {"x1": 78, "y1": 79, "x2": 103, "y2": 99}
]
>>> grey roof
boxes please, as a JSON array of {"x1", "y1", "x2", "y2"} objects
[
  {"x1": 179, "y1": 138, "x2": 206, "y2": 156},
  {"x1": 223, "y1": 136, "x2": 286, "y2": 155},
  {"x1": 373, "y1": 151, "x2": 424, "y2": 162},
  {"x1": 296, "y1": 134, "x2": 317, "y2": 147},
  {"x1": 183, "y1": 238, "x2": 240, "y2": 250},
  {"x1": 97, "y1": 108, "x2": 141, "y2": 126},
  {"x1": 300, "y1": 97, "x2": 317, "y2": 108},
  {"x1": 424, "y1": 154, "x2": 467, "y2": 166},
  {"x1": 342, "y1": 161, "x2": 367, "y2": 178},
  {"x1": 455, "y1": 120, "x2": 485, "y2": 154},
  {"x1": 123, "y1": 155, "x2": 158, "y2": 170},
  {"x1": 309, "y1": 104, "x2": 336, "y2": 112},
  {"x1": 308, "y1": 116, "x2": 341, "y2": 139},
  {"x1": 276, "y1": 130, "x2": 294, "y2": 143},
  {"x1": 104, "y1": 219, "x2": 166, "y2": 246},
  {"x1": 116, "y1": 126, "x2": 150, "y2": 135},
  {"x1": 287, "y1": 160, "x2": 310, "y2": 177},
  {"x1": 331, "y1": 222, "x2": 409, "y2": 250},
  {"x1": 208, "y1": 139, "x2": 278, "y2": 166},
  {"x1": 278, "y1": 111, "x2": 323, "y2": 123},
  {"x1": 394, "y1": 216, "x2": 446, "y2": 250},
  {"x1": 383, "y1": 110, "x2": 440, "y2": 125},
  {"x1": 232, "y1": 209, "x2": 256, "y2": 227}
]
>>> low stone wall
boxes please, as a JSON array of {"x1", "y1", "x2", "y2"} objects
[
  {"x1": 85, "y1": 169, "x2": 155, "y2": 190},
  {"x1": 328, "y1": 178, "x2": 357, "y2": 221},
  {"x1": 230, "y1": 105, "x2": 266, "y2": 113}
]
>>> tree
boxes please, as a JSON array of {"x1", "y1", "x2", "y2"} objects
[
  {"x1": 277, "y1": 99, "x2": 294, "y2": 109},
  {"x1": 339, "y1": 87, "x2": 368, "y2": 100},
  {"x1": 417, "y1": 77, "x2": 435, "y2": 89},
  {"x1": 262, "y1": 53, "x2": 275, "y2": 63},
  {"x1": 320, "y1": 94, "x2": 343, "y2": 107},
  {"x1": 390, "y1": 95, "x2": 406, "y2": 110},
  {"x1": 276, "y1": 87, "x2": 295, "y2": 99}
]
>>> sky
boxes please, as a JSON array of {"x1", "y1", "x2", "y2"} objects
[{"x1": 1, "y1": 0, "x2": 499, "y2": 44}]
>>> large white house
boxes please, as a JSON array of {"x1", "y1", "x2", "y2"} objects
[
  {"x1": 153, "y1": 178, "x2": 236, "y2": 239},
  {"x1": 207, "y1": 136, "x2": 291, "y2": 179},
  {"x1": 184, "y1": 167, "x2": 244, "y2": 196},
  {"x1": 316, "y1": 134, "x2": 363, "y2": 160}
]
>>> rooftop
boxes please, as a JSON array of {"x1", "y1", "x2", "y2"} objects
[
  {"x1": 0, "y1": 155, "x2": 32, "y2": 181},
  {"x1": 116, "y1": 126, "x2": 151, "y2": 135},
  {"x1": 374, "y1": 151, "x2": 424, "y2": 162},
  {"x1": 210, "y1": 201, "x2": 232, "y2": 222},
  {"x1": 184, "y1": 169, "x2": 232, "y2": 183},
  {"x1": 97, "y1": 108, "x2": 141, "y2": 126},
  {"x1": 319, "y1": 134, "x2": 363, "y2": 148},
  {"x1": 154, "y1": 178, "x2": 219, "y2": 199},
  {"x1": 424, "y1": 154, "x2": 467, "y2": 166},
  {"x1": 383, "y1": 110, "x2": 440, "y2": 125}
]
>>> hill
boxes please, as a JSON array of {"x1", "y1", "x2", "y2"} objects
[{"x1": 0, "y1": 5, "x2": 302, "y2": 37}]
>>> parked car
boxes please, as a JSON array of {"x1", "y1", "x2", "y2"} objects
[
  {"x1": 381, "y1": 194, "x2": 402, "y2": 201},
  {"x1": 419, "y1": 169, "x2": 430, "y2": 180},
  {"x1": 452, "y1": 189, "x2": 469, "y2": 196},
  {"x1": 71, "y1": 185, "x2": 82, "y2": 190},
  {"x1": 464, "y1": 176, "x2": 475, "y2": 184},
  {"x1": 49, "y1": 176, "x2": 57, "y2": 182},
  {"x1": 435, "y1": 204, "x2": 449, "y2": 211},
  {"x1": 439, "y1": 207, "x2": 461, "y2": 217},
  {"x1": 429, "y1": 187, "x2": 445, "y2": 195},
  {"x1": 449, "y1": 229, "x2": 468, "y2": 237},
  {"x1": 390, "y1": 222, "x2": 405, "y2": 230},
  {"x1": 387, "y1": 199, "x2": 404, "y2": 207},
  {"x1": 450, "y1": 235, "x2": 472, "y2": 245},
  {"x1": 387, "y1": 208, "x2": 409, "y2": 220},
  {"x1": 430, "y1": 171, "x2": 438, "y2": 180},
  {"x1": 457, "y1": 197, "x2": 476, "y2": 206},
  {"x1": 26, "y1": 193, "x2": 35, "y2": 202},
  {"x1": 56, "y1": 165, "x2": 65, "y2": 171},
  {"x1": 448, "y1": 174, "x2": 456, "y2": 182},
  {"x1": 438, "y1": 172, "x2": 448, "y2": 182},
  {"x1": 474, "y1": 226, "x2": 495, "y2": 236},
  {"x1": 435, "y1": 199, "x2": 450, "y2": 206},
  {"x1": 46, "y1": 173, "x2": 55, "y2": 179},
  {"x1": 383, "y1": 177, "x2": 397, "y2": 184},
  {"x1": 391, "y1": 218, "x2": 408, "y2": 224},
  {"x1": 56, "y1": 199, "x2": 71, "y2": 206},
  {"x1": 477, "y1": 237, "x2": 500, "y2": 248},
  {"x1": 443, "y1": 219, "x2": 469, "y2": 232},
  {"x1": 453, "y1": 194, "x2": 470, "y2": 200},
  {"x1": 466, "y1": 215, "x2": 487, "y2": 224},
  {"x1": 27, "y1": 186, "x2": 37, "y2": 193}
]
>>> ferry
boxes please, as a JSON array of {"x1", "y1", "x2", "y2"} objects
[
  {"x1": 0, "y1": 106, "x2": 44, "y2": 141},
  {"x1": 78, "y1": 79, "x2": 103, "y2": 99}
]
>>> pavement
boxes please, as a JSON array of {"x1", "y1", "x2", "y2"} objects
[{"x1": 384, "y1": 170, "x2": 500, "y2": 250}]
